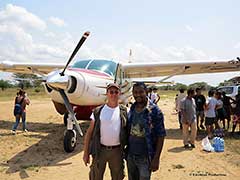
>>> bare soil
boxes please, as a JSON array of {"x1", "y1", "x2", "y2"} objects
[{"x1": 0, "y1": 98, "x2": 239, "y2": 180}]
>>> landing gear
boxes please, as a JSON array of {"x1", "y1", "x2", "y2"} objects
[
  {"x1": 64, "y1": 130, "x2": 76, "y2": 152},
  {"x1": 63, "y1": 112, "x2": 68, "y2": 126}
]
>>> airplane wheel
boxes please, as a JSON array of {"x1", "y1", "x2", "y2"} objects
[
  {"x1": 63, "y1": 112, "x2": 68, "y2": 126},
  {"x1": 64, "y1": 130, "x2": 76, "y2": 153}
]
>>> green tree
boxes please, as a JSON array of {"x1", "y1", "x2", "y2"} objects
[
  {"x1": 13, "y1": 73, "x2": 42, "y2": 88},
  {"x1": 0, "y1": 80, "x2": 13, "y2": 90},
  {"x1": 188, "y1": 82, "x2": 212, "y2": 91}
]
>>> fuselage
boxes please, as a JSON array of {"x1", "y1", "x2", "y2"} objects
[{"x1": 43, "y1": 59, "x2": 131, "y2": 118}]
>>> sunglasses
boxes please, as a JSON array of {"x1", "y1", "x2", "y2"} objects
[{"x1": 108, "y1": 90, "x2": 119, "y2": 95}]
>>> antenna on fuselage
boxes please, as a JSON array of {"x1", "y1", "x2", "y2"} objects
[{"x1": 128, "y1": 49, "x2": 132, "y2": 63}]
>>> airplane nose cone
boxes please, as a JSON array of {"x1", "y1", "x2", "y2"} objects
[{"x1": 46, "y1": 70, "x2": 69, "y2": 90}]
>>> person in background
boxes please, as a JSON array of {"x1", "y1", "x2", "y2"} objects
[
  {"x1": 148, "y1": 87, "x2": 153, "y2": 99},
  {"x1": 126, "y1": 82, "x2": 166, "y2": 180},
  {"x1": 175, "y1": 89, "x2": 186, "y2": 129},
  {"x1": 222, "y1": 91, "x2": 233, "y2": 130},
  {"x1": 204, "y1": 90, "x2": 219, "y2": 139},
  {"x1": 180, "y1": 89, "x2": 197, "y2": 148},
  {"x1": 83, "y1": 83, "x2": 128, "y2": 180},
  {"x1": 193, "y1": 88, "x2": 206, "y2": 130},
  {"x1": 150, "y1": 87, "x2": 160, "y2": 105},
  {"x1": 232, "y1": 93, "x2": 240, "y2": 135},
  {"x1": 12, "y1": 89, "x2": 30, "y2": 134},
  {"x1": 215, "y1": 92, "x2": 225, "y2": 129}
]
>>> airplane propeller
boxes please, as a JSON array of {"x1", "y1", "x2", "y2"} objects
[
  {"x1": 45, "y1": 31, "x2": 90, "y2": 152},
  {"x1": 60, "y1": 31, "x2": 90, "y2": 76}
]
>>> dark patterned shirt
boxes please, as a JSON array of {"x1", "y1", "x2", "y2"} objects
[{"x1": 127, "y1": 99, "x2": 166, "y2": 159}]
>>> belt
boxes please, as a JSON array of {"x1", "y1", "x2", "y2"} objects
[{"x1": 100, "y1": 144, "x2": 120, "y2": 150}]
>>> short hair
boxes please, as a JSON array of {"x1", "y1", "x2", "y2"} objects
[
  {"x1": 180, "y1": 88, "x2": 184, "y2": 93},
  {"x1": 133, "y1": 82, "x2": 147, "y2": 91},
  {"x1": 187, "y1": 88, "x2": 194, "y2": 96},
  {"x1": 208, "y1": 90, "x2": 215, "y2": 97},
  {"x1": 196, "y1": 87, "x2": 201, "y2": 92},
  {"x1": 18, "y1": 89, "x2": 25, "y2": 96},
  {"x1": 216, "y1": 91, "x2": 221, "y2": 97}
]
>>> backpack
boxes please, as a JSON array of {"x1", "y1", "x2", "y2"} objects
[{"x1": 13, "y1": 97, "x2": 24, "y2": 116}]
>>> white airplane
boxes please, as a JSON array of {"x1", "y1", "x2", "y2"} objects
[{"x1": 1, "y1": 31, "x2": 240, "y2": 152}]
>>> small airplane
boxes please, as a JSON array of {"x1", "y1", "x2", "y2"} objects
[{"x1": 1, "y1": 31, "x2": 240, "y2": 152}]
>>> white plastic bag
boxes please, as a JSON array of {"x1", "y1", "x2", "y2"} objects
[{"x1": 201, "y1": 136, "x2": 214, "y2": 152}]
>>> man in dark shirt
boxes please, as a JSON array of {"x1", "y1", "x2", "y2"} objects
[
  {"x1": 193, "y1": 88, "x2": 206, "y2": 130},
  {"x1": 222, "y1": 91, "x2": 233, "y2": 130},
  {"x1": 127, "y1": 82, "x2": 166, "y2": 180}
]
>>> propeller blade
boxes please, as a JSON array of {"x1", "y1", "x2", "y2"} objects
[
  {"x1": 60, "y1": 31, "x2": 90, "y2": 76},
  {"x1": 59, "y1": 89, "x2": 83, "y2": 136}
]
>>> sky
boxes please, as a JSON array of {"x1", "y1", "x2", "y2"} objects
[{"x1": 0, "y1": 0, "x2": 240, "y2": 86}]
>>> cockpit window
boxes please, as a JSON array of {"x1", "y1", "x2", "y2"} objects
[
  {"x1": 87, "y1": 60, "x2": 117, "y2": 77},
  {"x1": 71, "y1": 60, "x2": 91, "y2": 69},
  {"x1": 71, "y1": 59, "x2": 117, "y2": 77}
]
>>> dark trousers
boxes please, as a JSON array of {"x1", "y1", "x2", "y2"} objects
[{"x1": 127, "y1": 154, "x2": 151, "y2": 180}]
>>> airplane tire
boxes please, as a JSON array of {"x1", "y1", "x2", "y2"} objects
[
  {"x1": 64, "y1": 130, "x2": 76, "y2": 153},
  {"x1": 63, "y1": 112, "x2": 68, "y2": 126}
]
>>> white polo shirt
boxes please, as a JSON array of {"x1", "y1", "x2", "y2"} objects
[{"x1": 90, "y1": 104, "x2": 121, "y2": 146}]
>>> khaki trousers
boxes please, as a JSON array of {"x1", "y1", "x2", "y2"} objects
[
  {"x1": 89, "y1": 146, "x2": 124, "y2": 180},
  {"x1": 182, "y1": 121, "x2": 197, "y2": 145}
]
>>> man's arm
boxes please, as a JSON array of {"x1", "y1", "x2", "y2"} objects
[
  {"x1": 155, "y1": 94, "x2": 160, "y2": 104},
  {"x1": 83, "y1": 120, "x2": 95, "y2": 166},
  {"x1": 150, "y1": 107, "x2": 166, "y2": 172},
  {"x1": 150, "y1": 136, "x2": 164, "y2": 172}
]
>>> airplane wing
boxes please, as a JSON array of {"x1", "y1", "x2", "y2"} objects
[
  {"x1": 122, "y1": 58, "x2": 240, "y2": 79},
  {"x1": 0, "y1": 61, "x2": 65, "y2": 75}
]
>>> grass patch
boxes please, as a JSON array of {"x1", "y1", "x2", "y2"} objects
[
  {"x1": 21, "y1": 164, "x2": 40, "y2": 171},
  {"x1": 0, "y1": 166, "x2": 7, "y2": 173}
]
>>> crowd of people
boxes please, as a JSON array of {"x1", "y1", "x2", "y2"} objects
[{"x1": 175, "y1": 87, "x2": 240, "y2": 149}]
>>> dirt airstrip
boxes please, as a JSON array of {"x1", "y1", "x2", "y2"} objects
[{"x1": 0, "y1": 97, "x2": 239, "y2": 180}]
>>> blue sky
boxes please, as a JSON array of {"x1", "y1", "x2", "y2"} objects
[{"x1": 0, "y1": 0, "x2": 240, "y2": 85}]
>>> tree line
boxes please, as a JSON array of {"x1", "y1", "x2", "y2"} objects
[{"x1": 0, "y1": 74, "x2": 235, "y2": 91}]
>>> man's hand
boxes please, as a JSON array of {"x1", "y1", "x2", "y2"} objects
[
  {"x1": 150, "y1": 157, "x2": 160, "y2": 172},
  {"x1": 83, "y1": 153, "x2": 90, "y2": 166}
]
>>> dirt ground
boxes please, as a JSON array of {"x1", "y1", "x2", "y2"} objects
[{"x1": 0, "y1": 98, "x2": 239, "y2": 180}]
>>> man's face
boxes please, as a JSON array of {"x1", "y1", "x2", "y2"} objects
[
  {"x1": 132, "y1": 86, "x2": 147, "y2": 103},
  {"x1": 190, "y1": 91, "x2": 195, "y2": 98},
  {"x1": 197, "y1": 90, "x2": 201, "y2": 95},
  {"x1": 107, "y1": 87, "x2": 120, "y2": 102}
]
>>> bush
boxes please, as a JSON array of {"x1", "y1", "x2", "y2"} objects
[{"x1": 34, "y1": 88, "x2": 40, "y2": 93}]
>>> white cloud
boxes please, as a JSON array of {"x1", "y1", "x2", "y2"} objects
[
  {"x1": 0, "y1": 4, "x2": 46, "y2": 31},
  {"x1": 48, "y1": 16, "x2": 66, "y2": 27},
  {"x1": 185, "y1": 25, "x2": 193, "y2": 32},
  {"x1": 234, "y1": 42, "x2": 240, "y2": 49},
  {"x1": 164, "y1": 46, "x2": 208, "y2": 61}
]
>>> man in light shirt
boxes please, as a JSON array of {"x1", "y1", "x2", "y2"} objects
[
  {"x1": 83, "y1": 83, "x2": 128, "y2": 180},
  {"x1": 180, "y1": 89, "x2": 197, "y2": 148},
  {"x1": 176, "y1": 89, "x2": 186, "y2": 129},
  {"x1": 205, "y1": 90, "x2": 220, "y2": 139}
]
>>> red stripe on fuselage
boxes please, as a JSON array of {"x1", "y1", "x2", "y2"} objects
[{"x1": 68, "y1": 68, "x2": 111, "y2": 78}]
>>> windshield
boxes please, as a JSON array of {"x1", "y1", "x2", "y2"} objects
[
  {"x1": 217, "y1": 86, "x2": 234, "y2": 95},
  {"x1": 87, "y1": 60, "x2": 117, "y2": 77},
  {"x1": 71, "y1": 60, "x2": 91, "y2": 69}
]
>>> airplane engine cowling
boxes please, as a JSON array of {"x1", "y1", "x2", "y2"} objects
[{"x1": 67, "y1": 76, "x2": 77, "y2": 93}]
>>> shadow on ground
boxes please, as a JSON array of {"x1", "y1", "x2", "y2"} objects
[{"x1": 0, "y1": 119, "x2": 90, "y2": 179}]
